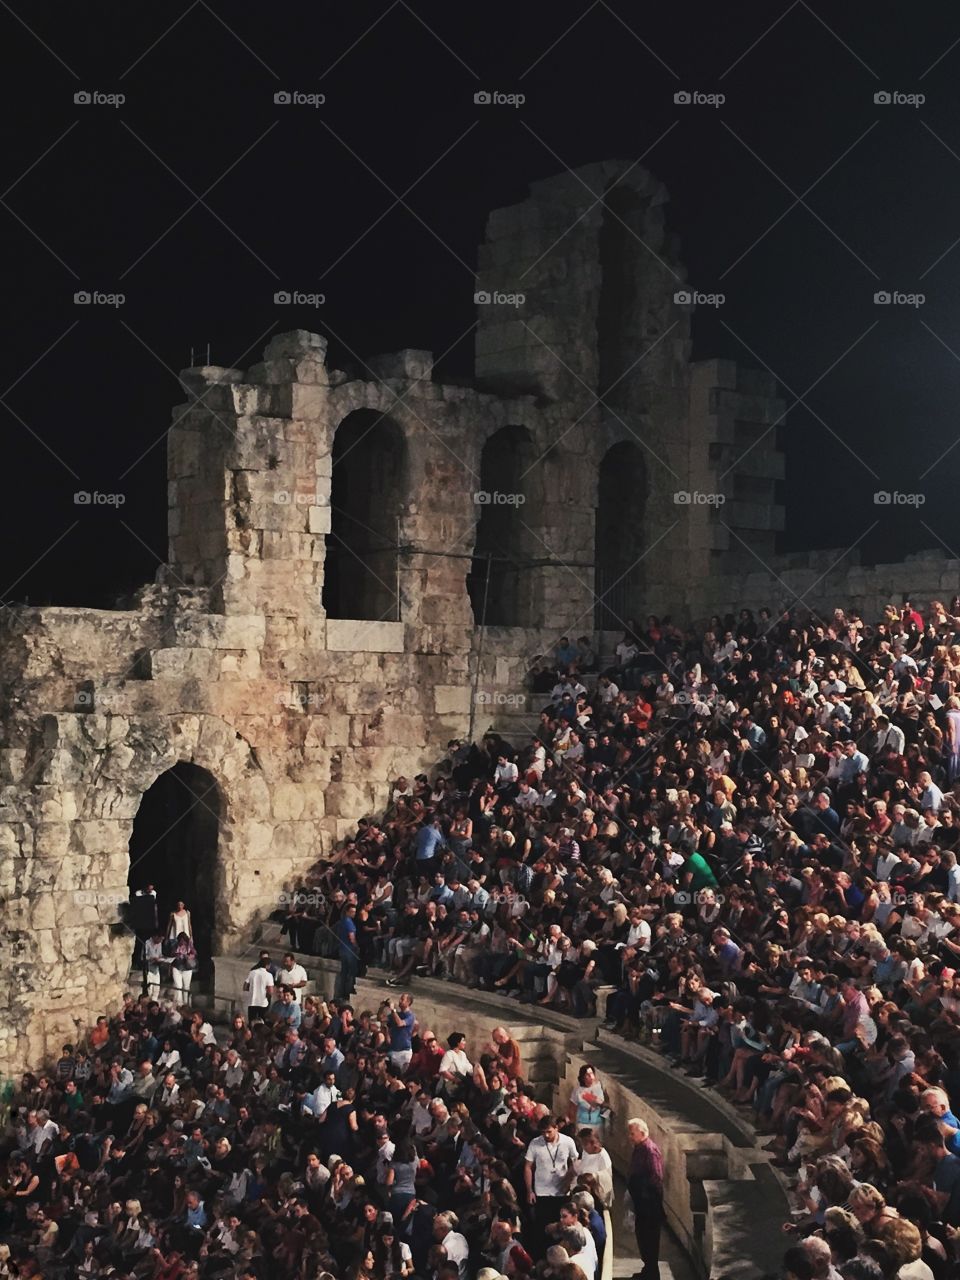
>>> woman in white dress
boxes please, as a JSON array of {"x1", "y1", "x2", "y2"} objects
[{"x1": 167, "y1": 900, "x2": 193, "y2": 942}]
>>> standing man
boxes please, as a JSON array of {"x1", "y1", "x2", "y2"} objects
[
  {"x1": 627, "y1": 1117, "x2": 664, "y2": 1280},
  {"x1": 278, "y1": 952, "x2": 309, "y2": 1000},
  {"x1": 386, "y1": 992, "x2": 416, "y2": 1074},
  {"x1": 334, "y1": 904, "x2": 359, "y2": 1000},
  {"x1": 129, "y1": 884, "x2": 158, "y2": 980},
  {"x1": 243, "y1": 956, "x2": 274, "y2": 1024},
  {"x1": 524, "y1": 1114, "x2": 578, "y2": 1254},
  {"x1": 143, "y1": 931, "x2": 166, "y2": 1000}
]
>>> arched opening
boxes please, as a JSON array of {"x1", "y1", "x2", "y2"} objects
[
  {"x1": 595, "y1": 441, "x2": 647, "y2": 629},
  {"x1": 597, "y1": 184, "x2": 642, "y2": 400},
  {"x1": 468, "y1": 426, "x2": 539, "y2": 627},
  {"x1": 323, "y1": 410, "x2": 406, "y2": 621},
  {"x1": 127, "y1": 762, "x2": 221, "y2": 970}
]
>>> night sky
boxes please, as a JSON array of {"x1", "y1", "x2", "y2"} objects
[{"x1": 2, "y1": 2, "x2": 959, "y2": 607}]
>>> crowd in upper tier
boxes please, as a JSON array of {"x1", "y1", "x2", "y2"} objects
[{"x1": 285, "y1": 596, "x2": 960, "y2": 1280}]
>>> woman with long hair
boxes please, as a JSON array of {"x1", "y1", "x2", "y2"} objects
[{"x1": 171, "y1": 931, "x2": 197, "y2": 997}]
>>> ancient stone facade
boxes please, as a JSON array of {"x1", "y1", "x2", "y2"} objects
[{"x1": 0, "y1": 159, "x2": 950, "y2": 1073}]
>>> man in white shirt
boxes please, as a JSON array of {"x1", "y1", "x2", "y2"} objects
[
  {"x1": 515, "y1": 780, "x2": 541, "y2": 811},
  {"x1": 875, "y1": 843, "x2": 899, "y2": 881},
  {"x1": 303, "y1": 1069, "x2": 340, "y2": 1119},
  {"x1": 278, "y1": 953, "x2": 308, "y2": 1000},
  {"x1": 876, "y1": 716, "x2": 906, "y2": 756},
  {"x1": 524, "y1": 1115, "x2": 578, "y2": 1252},
  {"x1": 494, "y1": 756, "x2": 519, "y2": 791},
  {"x1": 597, "y1": 676, "x2": 619, "y2": 706},
  {"x1": 433, "y1": 1212, "x2": 469, "y2": 1280},
  {"x1": 243, "y1": 958, "x2": 274, "y2": 1022}
]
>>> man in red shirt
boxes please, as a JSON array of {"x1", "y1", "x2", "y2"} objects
[{"x1": 407, "y1": 1030, "x2": 444, "y2": 1081}]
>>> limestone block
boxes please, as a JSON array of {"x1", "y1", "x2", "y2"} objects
[
  {"x1": 144, "y1": 647, "x2": 218, "y2": 682},
  {"x1": 325, "y1": 620, "x2": 405, "y2": 653},
  {"x1": 433, "y1": 684, "x2": 471, "y2": 716},
  {"x1": 34, "y1": 823, "x2": 72, "y2": 860},
  {"x1": 271, "y1": 783, "x2": 307, "y2": 821},
  {"x1": 242, "y1": 822, "x2": 275, "y2": 860},
  {"x1": 218, "y1": 650, "x2": 262, "y2": 677},
  {"x1": 323, "y1": 782, "x2": 368, "y2": 817},
  {"x1": 308, "y1": 506, "x2": 331, "y2": 535},
  {"x1": 264, "y1": 330, "x2": 327, "y2": 361},
  {"x1": 61, "y1": 926, "x2": 97, "y2": 961}
]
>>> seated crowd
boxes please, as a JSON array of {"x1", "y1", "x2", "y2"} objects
[
  {"x1": 10, "y1": 595, "x2": 960, "y2": 1280},
  {"x1": 0, "y1": 992, "x2": 614, "y2": 1280},
  {"x1": 285, "y1": 597, "x2": 960, "y2": 1280}
]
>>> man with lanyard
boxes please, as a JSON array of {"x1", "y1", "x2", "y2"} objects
[{"x1": 524, "y1": 1114, "x2": 577, "y2": 1254}]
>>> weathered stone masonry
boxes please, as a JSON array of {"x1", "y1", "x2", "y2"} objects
[{"x1": 0, "y1": 159, "x2": 951, "y2": 1073}]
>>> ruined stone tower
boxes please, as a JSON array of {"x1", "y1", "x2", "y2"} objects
[{"x1": 0, "y1": 159, "x2": 794, "y2": 1071}]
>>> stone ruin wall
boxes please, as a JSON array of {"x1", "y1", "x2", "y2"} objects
[{"x1": 0, "y1": 159, "x2": 828, "y2": 1075}]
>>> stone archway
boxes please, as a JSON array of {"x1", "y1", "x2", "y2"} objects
[
  {"x1": 468, "y1": 425, "x2": 539, "y2": 626},
  {"x1": 127, "y1": 761, "x2": 221, "y2": 970},
  {"x1": 323, "y1": 409, "x2": 407, "y2": 621}
]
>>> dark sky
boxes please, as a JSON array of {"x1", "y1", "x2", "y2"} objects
[{"x1": 2, "y1": 1, "x2": 959, "y2": 607}]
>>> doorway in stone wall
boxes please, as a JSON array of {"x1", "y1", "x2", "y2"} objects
[{"x1": 127, "y1": 762, "x2": 221, "y2": 976}]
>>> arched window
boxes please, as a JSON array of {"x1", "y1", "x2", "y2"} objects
[
  {"x1": 595, "y1": 441, "x2": 647, "y2": 630},
  {"x1": 323, "y1": 410, "x2": 406, "y2": 621},
  {"x1": 468, "y1": 426, "x2": 538, "y2": 626},
  {"x1": 127, "y1": 762, "x2": 221, "y2": 968}
]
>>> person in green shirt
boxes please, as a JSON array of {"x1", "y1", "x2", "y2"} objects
[
  {"x1": 63, "y1": 1080, "x2": 84, "y2": 1113},
  {"x1": 681, "y1": 849, "x2": 718, "y2": 895}
]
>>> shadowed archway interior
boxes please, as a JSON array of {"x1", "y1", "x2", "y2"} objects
[
  {"x1": 468, "y1": 425, "x2": 539, "y2": 627},
  {"x1": 127, "y1": 762, "x2": 221, "y2": 966},
  {"x1": 323, "y1": 410, "x2": 406, "y2": 622}
]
